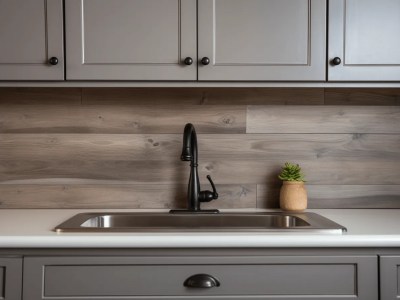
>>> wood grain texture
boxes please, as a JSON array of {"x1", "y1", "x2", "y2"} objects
[
  {"x1": 1, "y1": 134, "x2": 398, "y2": 186},
  {"x1": 0, "y1": 88, "x2": 82, "y2": 105},
  {"x1": 1, "y1": 134, "x2": 398, "y2": 162},
  {"x1": 82, "y1": 88, "x2": 204, "y2": 105},
  {"x1": 82, "y1": 88, "x2": 324, "y2": 105},
  {"x1": 325, "y1": 88, "x2": 400, "y2": 105},
  {"x1": 200, "y1": 88, "x2": 324, "y2": 105},
  {"x1": 0, "y1": 105, "x2": 245, "y2": 134},
  {"x1": 247, "y1": 106, "x2": 400, "y2": 133},
  {"x1": 0, "y1": 184, "x2": 256, "y2": 209},
  {"x1": 257, "y1": 185, "x2": 400, "y2": 209},
  {"x1": 1, "y1": 87, "x2": 400, "y2": 209}
]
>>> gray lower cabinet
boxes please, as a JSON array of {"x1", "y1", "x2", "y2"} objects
[
  {"x1": 0, "y1": 0, "x2": 64, "y2": 80},
  {"x1": 198, "y1": 0, "x2": 327, "y2": 81},
  {"x1": 329, "y1": 0, "x2": 400, "y2": 81},
  {"x1": 380, "y1": 256, "x2": 400, "y2": 300},
  {"x1": 23, "y1": 255, "x2": 377, "y2": 300},
  {"x1": 0, "y1": 257, "x2": 23, "y2": 300}
]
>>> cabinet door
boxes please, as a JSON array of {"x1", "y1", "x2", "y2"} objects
[
  {"x1": 0, "y1": 0, "x2": 64, "y2": 80},
  {"x1": 381, "y1": 256, "x2": 400, "y2": 300},
  {"x1": 0, "y1": 257, "x2": 23, "y2": 300},
  {"x1": 24, "y1": 255, "x2": 377, "y2": 300},
  {"x1": 65, "y1": 0, "x2": 197, "y2": 80},
  {"x1": 329, "y1": 0, "x2": 400, "y2": 81},
  {"x1": 198, "y1": 0, "x2": 326, "y2": 81}
]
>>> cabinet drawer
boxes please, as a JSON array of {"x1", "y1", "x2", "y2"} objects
[{"x1": 24, "y1": 256, "x2": 377, "y2": 300}]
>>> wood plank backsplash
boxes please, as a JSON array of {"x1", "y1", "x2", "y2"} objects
[{"x1": 0, "y1": 88, "x2": 399, "y2": 209}]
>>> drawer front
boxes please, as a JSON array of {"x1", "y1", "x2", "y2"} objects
[{"x1": 24, "y1": 256, "x2": 377, "y2": 300}]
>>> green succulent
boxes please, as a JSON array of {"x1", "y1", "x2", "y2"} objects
[{"x1": 278, "y1": 162, "x2": 305, "y2": 182}]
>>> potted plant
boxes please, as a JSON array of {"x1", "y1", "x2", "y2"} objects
[{"x1": 278, "y1": 162, "x2": 307, "y2": 211}]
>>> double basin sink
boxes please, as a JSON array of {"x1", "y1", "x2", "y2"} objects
[{"x1": 55, "y1": 212, "x2": 347, "y2": 234}]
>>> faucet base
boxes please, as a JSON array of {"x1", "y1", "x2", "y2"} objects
[{"x1": 169, "y1": 209, "x2": 220, "y2": 214}]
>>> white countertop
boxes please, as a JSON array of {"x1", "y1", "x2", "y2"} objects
[{"x1": 0, "y1": 209, "x2": 400, "y2": 248}]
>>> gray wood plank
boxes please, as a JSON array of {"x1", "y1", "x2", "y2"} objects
[
  {"x1": 82, "y1": 88, "x2": 204, "y2": 105},
  {"x1": 325, "y1": 88, "x2": 400, "y2": 105},
  {"x1": 0, "y1": 184, "x2": 255, "y2": 209},
  {"x1": 0, "y1": 105, "x2": 245, "y2": 133},
  {"x1": 257, "y1": 185, "x2": 400, "y2": 209},
  {"x1": 1, "y1": 134, "x2": 399, "y2": 185},
  {"x1": 2, "y1": 160, "x2": 399, "y2": 185},
  {"x1": 247, "y1": 106, "x2": 400, "y2": 133},
  {"x1": 82, "y1": 88, "x2": 324, "y2": 105},
  {"x1": 0, "y1": 88, "x2": 82, "y2": 105},
  {"x1": 2, "y1": 134, "x2": 397, "y2": 162}
]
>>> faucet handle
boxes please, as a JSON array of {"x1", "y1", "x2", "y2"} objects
[
  {"x1": 199, "y1": 175, "x2": 219, "y2": 202},
  {"x1": 206, "y1": 175, "x2": 218, "y2": 199}
]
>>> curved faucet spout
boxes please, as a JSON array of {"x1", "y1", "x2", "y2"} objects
[{"x1": 181, "y1": 123, "x2": 198, "y2": 163}]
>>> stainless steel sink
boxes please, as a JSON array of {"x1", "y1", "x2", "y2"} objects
[{"x1": 55, "y1": 212, "x2": 346, "y2": 234}]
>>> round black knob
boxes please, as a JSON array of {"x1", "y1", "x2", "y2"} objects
[
  {"x1": 183, "y1": 57, "x2": 193, "y2": 65},
  {"x1": 201, "y1": 57, "x2": 210, "y2": 65},
  {"x1": 49, "y1": 57, "x2": 59, "y2": 65},
  {"x1": 332, "y1": 57, "x2": 341, "y2": 66}
]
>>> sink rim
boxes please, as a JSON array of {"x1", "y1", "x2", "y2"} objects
[{"x1": 54, "y1": 212, "x2": 347, "y2": 234}]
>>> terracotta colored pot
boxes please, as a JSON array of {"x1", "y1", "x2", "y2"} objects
[{"x1": 279, "y1": 181, "x2": 307, "y2": 211}]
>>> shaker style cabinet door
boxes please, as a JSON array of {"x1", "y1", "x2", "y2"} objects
[
  {"x1": 65, "y1": 0, "x2": 197, "y2": 80},
  {"x1": 0, "y1": 0, "x2": 64, "y2": 80},
  {"x1": 0, "y1": 257, "x2": 23, "y2": 300},
  {"x1": 329, "y1": 0, "x2": 400, "y2": 81},
  {"x1": 380, "y1": 256, "x2": 400, "y2": 300},
  {"x1": 197, "y1": 0, "x2": 326, "y2": 81}
]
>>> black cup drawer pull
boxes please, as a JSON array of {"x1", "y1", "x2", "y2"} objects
[{"x1": 184, "y1": 274, "x2": 220, "y2": 288}]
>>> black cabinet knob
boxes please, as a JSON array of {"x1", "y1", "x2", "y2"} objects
[
  {"x1": 183, "y1": 57, "x2": 193, "y2": 65},
  {"x1": 184, "y1": 274, "x2": 220, "y2": 288},
  {"x1": 49, "y1": 57, "x2": 59, "y2": 65},
  {"x1": 332, "y1": 57, "x2": 341, "y2": 66},
  {"x1": 201, "y1": 57, "x2": 210, "y2": 65}
]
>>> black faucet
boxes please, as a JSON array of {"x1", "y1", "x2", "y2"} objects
[{"x1": 170, "y1": 123, "x2": 219, "y2": 213}]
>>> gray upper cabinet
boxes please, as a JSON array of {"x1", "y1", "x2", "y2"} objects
[
  {"x1": 329, "y1": 0, "x2": 400, "y2": 81},
  {"x1": 0, "y1": 257, "x2": 23, "y2": 300},
  {"x1": 65, "y1": 0, "x2": 197, "y2": 80},
  {"x1": 198, "y1": 0, "x2": 327, "y2": 81},
  {"x1": 0, "y1": 0, "x2": 64, "y2": 80}
]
